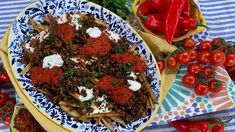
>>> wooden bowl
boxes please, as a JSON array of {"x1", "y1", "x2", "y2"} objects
[{"x1": 132, "y1": 0, "x2": 207, "y2": 42}]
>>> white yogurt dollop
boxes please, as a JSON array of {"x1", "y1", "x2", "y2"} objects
[
  {"x1": 86, "y1": 27, "x2": 102, "y2": 38},
  {"x1": 127, "y1": 80, "x2": 141, "y2": 91},
  {"x1": 77, "y1": 86, "x2": 94, "y2": 102},
  {"x1": 43, "y1": 54, "x2": 64, "y2": 69}
]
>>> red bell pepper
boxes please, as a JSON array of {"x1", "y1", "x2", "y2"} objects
[
  {"x1": 138, "y1": 0, "x2": 156, "y2": 16},
  {"x1": 182, "y1": 0, "x2": 191, "y2": 16},
  {"x1": 151, "y1": 0, "x2": 171, "y2": 13},
  {"x1": 164, "y1": 0, "x2": 185, "y2": 44},
  {"x1": 178, "y1": 16, "x2": 209, "y2": 29},
  {"x1": 168, "y1": 118, "x2": 232, "y2": 132},
  {"x1": 138, "y1": 12, "x2": 164, "y2": 32}
]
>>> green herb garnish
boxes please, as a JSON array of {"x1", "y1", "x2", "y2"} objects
[
  {"x1": 78, "y1": 18, "x2": 89, "y2": 26},
  {"x1": 88, "y1": 0, "x2": 132, "y2": 20},
  {"x1": 123, "y1": 63, "x2": 132, "y2": 73},
  {"x1": 112, "y1": 80, "x2": 117, "y2": 86},
  {"x1": 64, "y1": 68, "x2": 77, "y2": 78},
  {"x1": 114, "y1": 45, "x2": 123, "y2": 53}
]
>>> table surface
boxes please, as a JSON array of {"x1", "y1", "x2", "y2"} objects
[{"x1": 0, "y1": 0, "x2": 235, "y2": 132}]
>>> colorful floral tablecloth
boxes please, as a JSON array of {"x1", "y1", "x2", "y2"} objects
[{"x1": 0, "y1": 0, "x2": 235, "y2": 132}]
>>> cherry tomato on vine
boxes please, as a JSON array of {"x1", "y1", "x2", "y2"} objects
[
  {"x1": 181, "y1": 74, "x2": 196, "y2": 87},
  {"x1": 209, "y1": 50, "x2": 226, "y2": 66},
  {"x1": 194, "y1": 83, "x2": 209, "y2": 96},
  {"x1": 0, "y1": 92, "x2": 9, "y2": 107},
  {"x1": 224, "y1": 54, "x2": 235, "y2": 67},
  {"x1": 183, "y1": 38, "x2": 195, "y2": 49},
  {"x1": 208, "y1": 80, "x2": 223, "y2": 93},
  {"x1": 187, "y1": 64, "x2": 202, "y2": 75},
  {"x1": 198, "y1": 41, "x2": 212, "y2": 51},
  {"x1": 189, "y1": 49, "x2": 198, "y2": 61},
  {"x1": 0, "y1": 71, "x2": 10, "y2": 82},
  {"x1": 3, "y1": 98, "x2": 16, "y2": 112},
  {"x1": 167, "y1": 56, "x2": 177, "y2": 69},
  {"x1": 211, "y1": 38, "x2": 226, "y2": 50},
  {"x1": 176, "y1": 51, "x2": 191, "y2": 65},
  {"x1": 202, "y1": 66, "x2": 215, "y2": 78},
  {"x1": 157, "y1": 60, "x2": 165, "y2": 73},
  {"x1": 3, "y1": 115, "x2": 11, "y2": 126},
  {"x1": 197, "y1": 51, "x2": 210, "y2": 64}
]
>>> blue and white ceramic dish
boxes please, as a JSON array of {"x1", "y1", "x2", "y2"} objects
[{"x1": 7, "y1": 0, "x2": 161, "y2": 131}]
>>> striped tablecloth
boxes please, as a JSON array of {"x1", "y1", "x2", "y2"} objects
[{"x1": 0, "y1": 0, "x2": 235, "y2": 132}]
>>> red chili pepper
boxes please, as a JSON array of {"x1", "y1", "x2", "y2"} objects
[
  {"x1": 164, "y1": 0, "x2": 185, "y2": 44},
  {"x1": 178, "y1": 16, "x2": 208, "y2": 30},
  {"x1": 138, "y1": 12, "x2": 164, "y2": 32},
  {"x1": 182, "y1": 0, "x2": 191, "y2": 16},
  {"x1": 168, "y1": 118, "x2": 232, "y2": 132},
  {"x1": 138, "y1": 0, "x2": 156, "y2": 16},
  {"x1": 151, "y1": 0, "x2": 171, "y2": 13}
]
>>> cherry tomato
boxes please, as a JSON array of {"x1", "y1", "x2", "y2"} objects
[
  {"x1": 157, "y1": 60, "x2": 165, "y2": 73},
  {"x1": 202, "y1": 66, "x2": 215, "y2": 78},
  {"x1": 197, "y1": 51, "x2": 210, "y2": 64},
  {"x1": 176, "y1": 51, "x2": 191, "y2": 65},
  {"x1": 198, "y1": 41, "x2": 212, "y2": 51},
  {"x1": 189, "y1": 49, "x2": 198, "y2": 61},
  {"x1": 3, "y1": 98, "x2": 16, "y2": 112},
  {"x1": 181, "y1": 74, "x2": 196, "y2": 87},
  {"x1": 224, "y1": 54, "x2": 235, "y2": 67},
  {"x1": 167, "y1": 56, "x2": 177, "y2": 69},
  {"x1": 183, "y1": 38, "x2": 195, "y2": 49},
  {"x1": 187, "y1": 64, "x2": 202, "y2": 75},
  {"x1": 211, "y1": 38, "x2": 226, "y2": 50},
  {"x1": 208, "y1": 80, "x2": 223, "y2": 93},
  {"x1": 209, "y1": 50, "x2": 226, "y2": 66},
  {"x1": 0, "y1": 71, "x2": 10, "y2": 82},
  {"x1": 194, "y1": 83, "x2": 209, "y2": 96},
  {"x1": 3, "y1": 115, "x2": 11, "y2": 126},
  {"x1": 0, "y1": 92, "x2": 9, "y2": 107},
  {"x1": 210, "y1": 120, "x2": 224, "y2": 132}
]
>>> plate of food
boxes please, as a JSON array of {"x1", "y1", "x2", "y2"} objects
[{"x1": 6, "y1": 0, "x2": 161, "y2": 131}]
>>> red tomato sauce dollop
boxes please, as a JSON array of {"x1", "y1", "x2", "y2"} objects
[
  {"x1": 56, "y1": 23, "x2": 74, "y2": 43},
  {"x1": 108, "y1": 86, "x2": 133, "y2": 105},
  {"x1": 29, "y1": 66, "x2": 64, "y2": 85},
  {"x1": 80, "y1": 33, "x2": 112, "y2": 57},
  {"x1": 110, "y1": 53, "x2": 147, "y2": 73},
  {"x1": 96, "y1": 75, "x2": 120, "y2": 90}
]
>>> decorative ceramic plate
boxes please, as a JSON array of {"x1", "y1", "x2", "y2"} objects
[{"x1": 7, "y1": 0, "x2": 161, "y2": 131}]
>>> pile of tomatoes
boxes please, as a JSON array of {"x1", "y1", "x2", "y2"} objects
[
  {"x1": 0, "y1": 65, "x2": 14, "y2": 126},
  {"x1": 157, "y1": 37, "x2": 235, "y2": 96},
  {"x1": 0, "y1": 92, "x2": 16, "y2": 126}
]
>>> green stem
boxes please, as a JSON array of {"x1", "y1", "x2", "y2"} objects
[
  {"x1": 138, "y1": 11, "x2": 148, "y2": 21},
  {"x1": 196, "y1": 22, "x2": 210, "y2": 30},
  {"x1": 209, "y1": 117, "x2": 232, "y2": 129}
]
